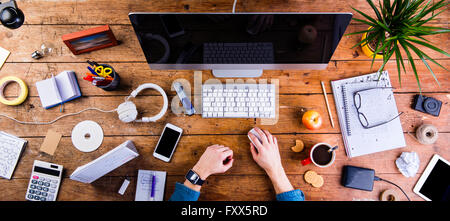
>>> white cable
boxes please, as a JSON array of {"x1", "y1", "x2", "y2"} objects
[
  {"x1": 232, "y1": 0, "x2": 238, "y2": 13},
  {"x1": 0, "y1": 107, "x2": 117, "y2": 125}
]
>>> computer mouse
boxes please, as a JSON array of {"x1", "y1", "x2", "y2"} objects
[{"x1": 248, "y1": 128, "x2": 263, "y2": 147}]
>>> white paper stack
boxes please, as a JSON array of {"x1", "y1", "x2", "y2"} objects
[{"x1": 70, "y1": 140, "x2": 139, "y2": 183}]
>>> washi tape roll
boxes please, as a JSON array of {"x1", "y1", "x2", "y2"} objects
[
  {"x1": 380, "y1": 189, "x2": 398, "y2": 201},
  {"x1": 0, "y1": 76, "x2": 28, "y2": 105},
  {"x1": 416, "y1": 124, "x2": 439, "y2": 145}
]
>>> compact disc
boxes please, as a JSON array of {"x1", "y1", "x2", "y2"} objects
[{"x1": 71, "y1": 120, "x2": 104, "y2": 152}]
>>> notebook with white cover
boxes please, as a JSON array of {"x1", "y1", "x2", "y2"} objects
[
  {"x1": 70, "y1": 140, "x2": 139, "y2": 183},
  {"x1": 135, "y1": 170, "x2": 166, "y2": 201},
  {"x1": 331, "y1": 71, "x2": 406, "y2": 158},
  {"x1": 36, "y1": 71, "x2": 81, "y2": 109}
]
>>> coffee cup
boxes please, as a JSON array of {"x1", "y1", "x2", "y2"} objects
[{"x1": 301, "y1": 143, "x2": 336, "y2": 167}]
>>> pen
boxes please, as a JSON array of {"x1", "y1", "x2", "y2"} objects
[
  {"x1": 321, "y1": 81, "x2": 335, "y2": 128},
  {"x1": 150, "y1": 175, "x2": 155, "y2": 200},
  {"x1": 87, "y1": 66, "x2": 99, "y2": 76}
]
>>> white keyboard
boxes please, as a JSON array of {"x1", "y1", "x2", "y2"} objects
[
  {"x1": 202, "y1": 84, "x2": 276, "y2": 118},
  {"x1": 0, "y1": 131, "x2": 27, "y2": 179}
]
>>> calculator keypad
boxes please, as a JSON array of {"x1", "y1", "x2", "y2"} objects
[{"x1": 26, "y1": 176, "x2": 58, "y2": 201}]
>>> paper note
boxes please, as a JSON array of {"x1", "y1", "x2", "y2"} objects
[
  {"x1": 40, "y1": 130, "x2": 62, "y2": 155},
  {"x1": 0, "y1": 46, "x2": 10, "y2": 70}
]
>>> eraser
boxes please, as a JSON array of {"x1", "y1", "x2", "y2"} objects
[{"x1": 118, "y1": 179, "x2": 130, "y2": 195}]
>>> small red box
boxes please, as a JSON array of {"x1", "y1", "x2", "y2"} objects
[{"x1": 62, "y1": 25, "x2": 118, "y2": 55}]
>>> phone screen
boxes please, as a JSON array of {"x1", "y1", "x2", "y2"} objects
[{"x1": 155, "y1": 127, "x2": 181, "y2": 158}]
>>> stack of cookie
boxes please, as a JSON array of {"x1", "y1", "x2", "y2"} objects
[{"x1": 304, "y1": 170, "x2": 324, "y2": 188}]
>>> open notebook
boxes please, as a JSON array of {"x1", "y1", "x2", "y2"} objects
[
  {"x1": 331, "y1": 71, "x2": 406, "y2": 158},
  {"x1": 36, "y1": 71, "x2": 81, "y2": 109}
]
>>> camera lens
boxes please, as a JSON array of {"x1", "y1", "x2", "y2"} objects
[
  {"x1": 423, "y1": 97, "x2": 439, "y2": 113},
  {"x1": 0, "y1": 7, "x2": 25, "y2": 29}
]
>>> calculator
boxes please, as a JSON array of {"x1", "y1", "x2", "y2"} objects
[{"x1": 25, "y1": 160, "x2": 63, "y2": 201}]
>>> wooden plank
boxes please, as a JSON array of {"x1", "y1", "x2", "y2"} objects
[
  {"x1": 0, "y1": 173, "x2": 427, "y2": 201},
  {"x1": 1, "y1": 24, "x2": 448, "y2": 63},
  {"x1": 0, "y1": 60, "x2": 448, "y2": 97},
  {"x1": 18, "y1": 0, "x2": 449, "y2": 25},
  {"x1": 0, "y1": 93, "x2": 447, "y2": 137},
  {"x1": 9, "y1": 133, "x2": 449, "y2": 179}
]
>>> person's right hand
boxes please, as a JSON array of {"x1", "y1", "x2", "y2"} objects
[
  {"x1": 248, "y1": 127, "x2": 283, "y2": 176},
  {"x1": 193, "y1": 144, "x2": 234, "y2": 180},
  {"x1": 248, "y1": 127, "x2": 294, "y2": 194}
]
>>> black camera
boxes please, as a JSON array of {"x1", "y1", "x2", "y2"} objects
[
  {"x1": 412, "y1": 94, "x2": 442, "y2": 117},
  {"x1": 0, "y1": 0, "x2": 25, "y2": 29}
]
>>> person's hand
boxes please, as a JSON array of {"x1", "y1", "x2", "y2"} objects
[
  {"x1": 248, "y1": 127, "x2": 294, "y2": 194},
  {"x1": 248, "y1": 127, "x2": 283, "y2": 176},
  {"x1": 192, "y1": 144, "x2": 234, "y2": 180}
]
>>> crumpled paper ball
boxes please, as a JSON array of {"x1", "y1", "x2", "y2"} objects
[{"x1": 395, "y1": 152, "x2": 420, "y2": 177}]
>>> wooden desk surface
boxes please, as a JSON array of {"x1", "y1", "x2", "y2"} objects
[{"x1": 0, "y1": 0, "x2": 448, "y2": 201}]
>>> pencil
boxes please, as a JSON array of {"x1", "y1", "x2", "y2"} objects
[{"x1": 321, "y1": 81, "x2": 335, "y2": 128}]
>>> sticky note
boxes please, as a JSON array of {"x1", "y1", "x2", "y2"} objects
[
  {"x1": 0, "y1": 46, "x2": 10, "y2": 70},
  {"x1": 40, "y1": 130, "x2": 62, "y2": 155}
]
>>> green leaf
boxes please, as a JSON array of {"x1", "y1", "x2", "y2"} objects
[
  {"x1": 345, "y1": 29, "x2": 373, "y2": 36},
  {"x1": 393, "y1": 43, "x2": 403, "y2": 86},
  {"x1": 393, "y1": 43, "x2": 407, "y2": 74},
  {"x1": 366, "y1": 0, "x2": 384, "y2": 22},
  {"x1": 351, "y1": 6, "x2": 379, "y2": 24},
  {"x1": 420, "y1": 50, "x2": 449, "y2": 72},
  {"x1": 404, "y1": 41, "x2": 440, "y2": 86},
  {"x1": 351, "y1": 17, "x2": 377, "y2": 27},
  {"x1": 405, "y1": 37, "x2": 450, "y2": 57},
  {"x1": 351, "y1": 28, "x2": 381, "y2": 48},
  {"x1": 376, "y1": 42, "x2": 395, "y2": 74},
  {"x1": 399, "y1": 40, "x2": 422, "y2": 93}
]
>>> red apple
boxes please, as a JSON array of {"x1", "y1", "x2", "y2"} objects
[{"x1": 302, "y1": 110, "x2": 323, "y2": 130}]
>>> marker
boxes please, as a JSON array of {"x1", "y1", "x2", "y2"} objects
[{"x1": 150, "y1": 175, "x2": 155, "y2": 201}]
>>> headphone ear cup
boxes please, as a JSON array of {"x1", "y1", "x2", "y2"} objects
[{"x1": 117, "y1": 101, "x2": 138, "y2": 123}]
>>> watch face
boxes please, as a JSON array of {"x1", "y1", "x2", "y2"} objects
[{"x1": 189, "y1": 173, "x2": 198, "y2": 181}]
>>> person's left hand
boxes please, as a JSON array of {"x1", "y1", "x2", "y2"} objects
[{"x1": 193, "y1": 144, "x2": 234, "y2": 180}]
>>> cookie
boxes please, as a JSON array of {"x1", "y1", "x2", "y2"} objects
[
  {"x1": 311, "y1": 175, "x2": 324, "y2": 188},
  {"x1": 304, "y1": 170, "x2": 317, "y2": 184},
  {"x1": 291, "y1": 139, "x2": 305, "y2": 152}
]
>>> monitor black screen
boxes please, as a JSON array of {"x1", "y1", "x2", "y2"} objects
[{"x1": 129, "y1": 13, "x2": 352, "y2": 67}]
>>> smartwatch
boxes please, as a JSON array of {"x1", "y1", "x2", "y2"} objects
[{"x1": 185, "y1": 169, "x2": 204, "y2": 186}]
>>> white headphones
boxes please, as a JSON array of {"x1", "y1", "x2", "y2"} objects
[{"x1": 117, "y1": 83, "x2": 168, "y2": 123}]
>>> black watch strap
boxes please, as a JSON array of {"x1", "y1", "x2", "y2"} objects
[{"x1": 185, "y1": 169, "x2": 204, "y2": 186}]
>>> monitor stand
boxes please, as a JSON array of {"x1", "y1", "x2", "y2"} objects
[{"x1": 212, "y1": 69, "x2": 263, "y2": 78}]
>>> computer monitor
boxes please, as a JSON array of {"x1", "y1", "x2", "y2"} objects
[{"x1": 129, "y1": 13, "x2": 352, "y2": 78}]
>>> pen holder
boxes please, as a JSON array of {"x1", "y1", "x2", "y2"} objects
[{"x1": 97, "y1": 64, "x2": 120, "y2": 91}]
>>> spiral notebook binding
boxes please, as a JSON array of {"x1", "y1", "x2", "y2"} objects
[{"x1": 342, "y1": 84, "x2": 351, "y2": 136}]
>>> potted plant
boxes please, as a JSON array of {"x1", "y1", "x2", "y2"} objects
[{"x1": 347, "y1": 0, "x2": 449, "y2": 91}]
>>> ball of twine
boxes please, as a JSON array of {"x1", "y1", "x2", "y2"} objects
[{"x1": 416, "y1": 124, "x2": 438, "y2": 145}]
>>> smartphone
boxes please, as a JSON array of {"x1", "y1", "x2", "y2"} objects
[
  {"x1": 160, "y1": 15, "x2": 185, "y2": 38},
  {"x1": 153, "y1": 123, "x2": 183, "y2": 162}
]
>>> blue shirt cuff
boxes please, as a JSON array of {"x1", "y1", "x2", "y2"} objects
[
  {"x1": 276, "y1": 189, "x2": 305, "y2": 201},
  {"x1": 169, "y1": 182, "x2": 201, "y2": 201}
]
